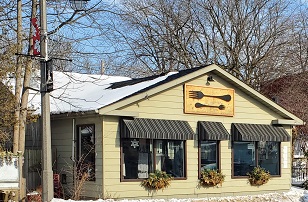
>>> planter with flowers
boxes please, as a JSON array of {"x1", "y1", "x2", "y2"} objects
[
  {"x1": 247, "y1": 166, "x2": 271, "y2": 186},
  {"x1": 199, "y1": 169, "x2": 225, "y2": 187},
  {"x1": 141, "y1": 170, "x2": 173, "y2": 191}
]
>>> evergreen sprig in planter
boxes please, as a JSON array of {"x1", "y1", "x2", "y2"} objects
[
  {"x1": 0, "y1": 151, "x2": 21, "y2": 164},
  {"x1": 199, "y1": 169, "x2": 225, "y2": 187},
  {"x1": 247, "y1": 166, "x2": 271, "y2": 186},
  {"x1": 0, "y1": 151, "x2": 14, "y2": 161},
  {"x1": 141, "y1": 170, "x2": 173, "y2": 191}
]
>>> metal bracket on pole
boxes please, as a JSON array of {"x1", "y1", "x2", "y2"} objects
[{"x1": 40, "y1": 59, "x2": 54, "y2": 93}]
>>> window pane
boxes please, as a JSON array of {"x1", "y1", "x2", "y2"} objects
[
  {"x1": 233, "y1": 142, "x2": 256, "y2": 176},
  {"x1": 122, "y1": 139, "x2": 153, "y2": 179},
  {"x1": 155, "y1": 140, "x2": 185, "y2": 178},
  {"x1": 258, "y1": 141, "x2": 280, "y2": 175},
  {"x1": 78, "y1": 125, "x2": 95, "y2": 180},
  {"x1": 201, "y1": 141, "x2": 217, "y2": 170}
]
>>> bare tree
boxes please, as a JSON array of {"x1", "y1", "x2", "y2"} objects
[
  {"x1": 108, "y1": 0, "x2": 198, "y2": 76},
  {"x1": 0, "y1": 0, "x2": 117, "y2": 199},
  {"x1": 286, "y1": 5, "x2": 308, "y2": 73},
  {"x1": 193, "y1": 0, "x2": 293, "y2": 88},
  {"x1": 110, "y1": 0, "x2": 306, "y2": 88}
]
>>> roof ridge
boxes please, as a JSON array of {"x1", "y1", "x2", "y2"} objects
[{"x1": 107, "y1": 65, "x2": 209, "y2": 89}]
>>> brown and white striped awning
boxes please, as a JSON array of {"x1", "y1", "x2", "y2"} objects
[
  {"x1": 232, "y1": 123, "x2": 290, "y2": 142},
  {"x1": 121, "y1": 118, "x2": 194, "y2": 140},
  {"x1": 198, "y1": 121, "x2": 230, "y2": 140}
]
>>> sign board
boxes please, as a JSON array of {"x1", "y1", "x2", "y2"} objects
[
  {"x1": 283, "y1": 146, "x2": 288, "y2": 168},
  {"x1": 0, "y1": 157, "x2": 19, "y2": 189},
  {"x1": 184, "y1": 84, "x2": 234, "y2": 116}
]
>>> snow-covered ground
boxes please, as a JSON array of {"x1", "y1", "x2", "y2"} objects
[{"x1": 50, "y1": 186, "x2": 308, "y2": 202}]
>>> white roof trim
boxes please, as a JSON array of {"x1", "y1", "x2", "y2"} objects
[
  {"x1": 272, "y1": 119, "x2": 305, "y2": 126},
  {"x1": 103, "y1": 110, "x2": 139, "y2": 117}
]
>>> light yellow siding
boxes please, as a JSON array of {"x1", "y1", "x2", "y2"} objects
[
  {"x1": 51, "y1": 116, "x2": 104, "y2": 199},
  {"x1": 101, "y1": 73, "x2": 292, "y2": 199}
]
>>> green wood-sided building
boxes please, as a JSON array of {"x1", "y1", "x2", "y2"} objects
[{"x1": 45, "y1": 64, "x2": 304, "y2": 199}]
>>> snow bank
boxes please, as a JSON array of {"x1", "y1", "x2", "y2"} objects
[{"x1": 50, "y1": 186, "x2": 308, "y2": 202}]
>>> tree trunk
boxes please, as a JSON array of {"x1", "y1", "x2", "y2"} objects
[
  {"x1": 13, "y1": 0, "x2": 23, "y2": 154},
  {"x1": 14, "y1": 0, "x2": 37, "y2": 200}
]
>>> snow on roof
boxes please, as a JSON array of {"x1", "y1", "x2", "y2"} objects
[{"x1": 28, "y1": 71, "x2": 177, "y2": 114}]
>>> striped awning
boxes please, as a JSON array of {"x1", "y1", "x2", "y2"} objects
[
  {"x1": 232, "y1": 123, "x2": 290, "y2": 142},
  {"x1": 198, "y1": 121, "x2": 230, "y2": 140},
  {"x1": 121, "y1": 118, "x2": 194, "y2": 140}
]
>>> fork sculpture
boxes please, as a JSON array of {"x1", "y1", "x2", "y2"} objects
[
  {"x1": 195, "y1": 103, "x2": 225, "y2": 110},
  {"x1": 189, "y1": 91, "x2": 231, "y2": 102}
]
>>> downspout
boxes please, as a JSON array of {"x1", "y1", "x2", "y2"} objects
[
  {"x1": 101, "y1": 115, "x2": 105, "y2": 199},
  {"x1": 72, "y1": 118, "x2": 75, "y2": 162},
  {"x1": 72, "y1": 118, "x2": 76, "y2": 187}
]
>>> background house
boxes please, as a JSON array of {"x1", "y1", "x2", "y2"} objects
[
  {"x1": 26, "y1": 64, "x2": 304, "y2": 199},
  {"x1": 261, "y1": 72, "x2": 308, "y2": 184}
]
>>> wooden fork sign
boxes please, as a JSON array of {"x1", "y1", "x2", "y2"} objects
[
  {"x1": 189, "y1": 91, "x2": 231, "y2": 102},
  {"x1": 184, "y1": 85, "x2": 234, "y2": 116}
]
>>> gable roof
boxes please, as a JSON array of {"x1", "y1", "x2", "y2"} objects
[
  {"x1": 97, "y1": 64, "x2": 304, "y2": 125},
  {"x1": 28, "y1": 64, "x2": 304, "y2": 125},
  {"x1": 27, "y1": 70, "x2": 177, "y2": 114}
]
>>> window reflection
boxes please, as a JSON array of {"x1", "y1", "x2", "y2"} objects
[
  {"x1": 155, "y1": 140, "x2": 184, "y2": 177},
  {"x1": 77, "y1": 125, "x2": 95, "y2": 181},
  {"x1": 200, "y1": 141, "x2": 217, "y2": 170},
  {"x1": 233, "y1": 142, "x2": 256, "y2": 176},
  {"x1": 233, "y1": 141, "x2": 280, "y2": 176},
  {"x1": 258, "y1": 141, "x2": 279, "y2": 175}
]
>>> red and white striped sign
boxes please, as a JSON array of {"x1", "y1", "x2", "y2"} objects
[{"x1": 31, "y1": 18, "x2": 40, "y2": 56}]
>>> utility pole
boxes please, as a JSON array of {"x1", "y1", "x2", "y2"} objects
[
  {"x1": 39, "y1": 0, "x2": 54, "y2": 200},
  {"x1": 38, "y1": 0, "x2": 89, "y2": 200}
]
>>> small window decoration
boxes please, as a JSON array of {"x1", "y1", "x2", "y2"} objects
[{"x1": 131, "y1": 139, "x2": 139, "y2": 148}]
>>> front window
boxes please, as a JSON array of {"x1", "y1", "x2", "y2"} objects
[
  {"x1": 200, "y1": 140, "x2": 218, "y2": 170},
  {"x1": 121, "y1": 139, "x2": 186, "y2": 180},
  {"x1": 77, "y1": 125, "x2": 95, "y2": 181},
  {"x1": 122, "y1": 139, "x2": 153, "y2": 179},
  {"x1": 155, "y1": 140, "x2": 184, "y2": 177},
  {"x1": 233, "y1": 142, "x2": 256, "y2": 176},
  {"x1": 233, "y1": 141, "x2": 280, "y2": 177},
  {"x1": 258, "y1": 141, "x2": 280, "y2": 175}
]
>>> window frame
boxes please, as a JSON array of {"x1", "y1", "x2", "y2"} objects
[
  {"x1": 76, "y1": 124, "x2": 96, "y2": 181},
  {"x1": 231, "y1": 141, "x2": 281, "y2": 178},
  {"x1": 120, "y1": 138, "x2": 187, "y2": 182},
  {"x1": 198, "y1": 140, "x2": 221, "y2": 179}
]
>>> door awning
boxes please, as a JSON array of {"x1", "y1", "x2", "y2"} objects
[
  {"x1": 198, "y1": 121, "x2": 229, "y2": 140},
  {"x1": 121, "y1": 118, "x2": 194, "y2": 140},
  {"x1": 232, "y1": 123, "x2": 290, "y2": 142}
]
